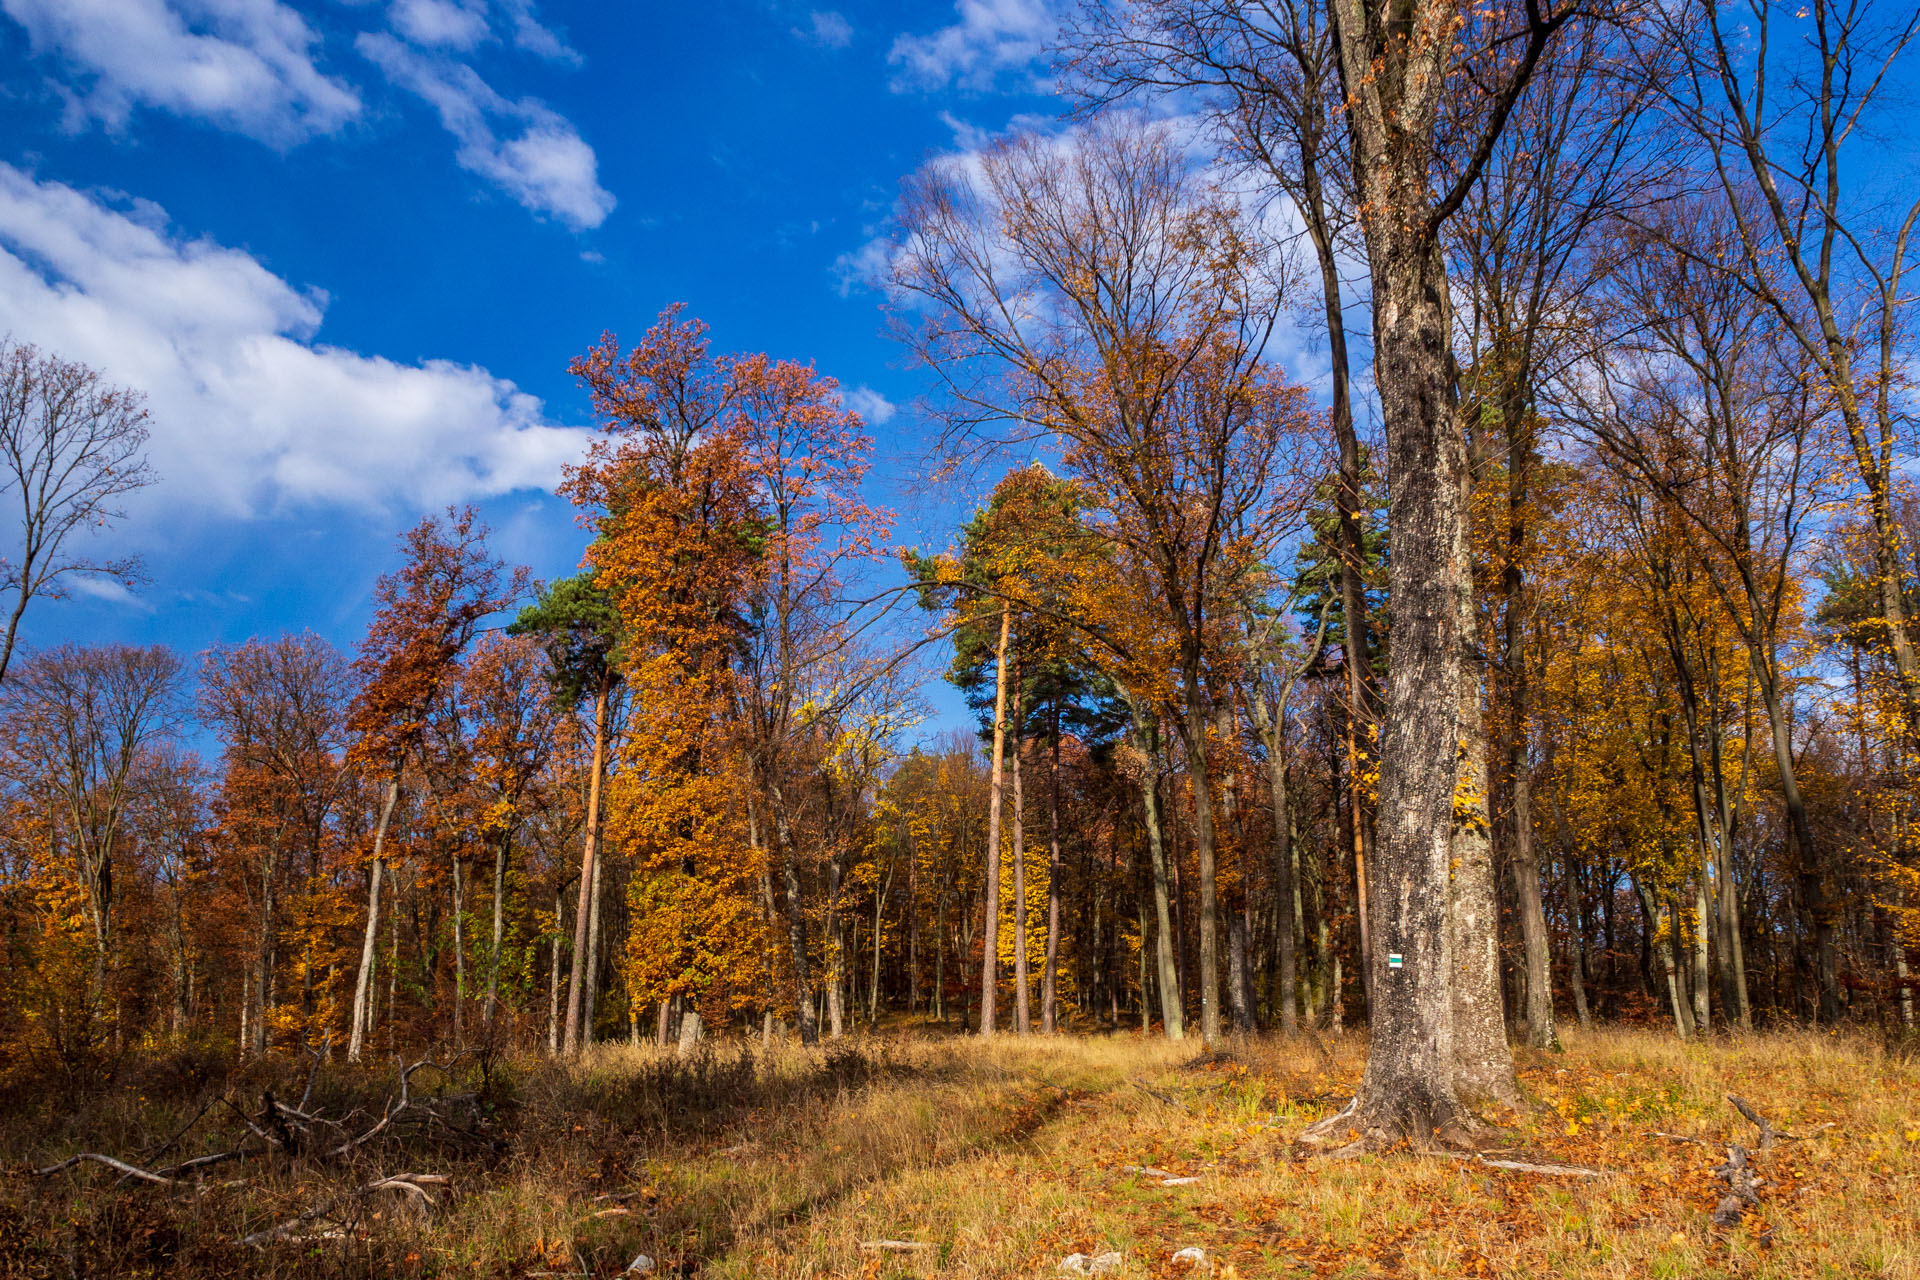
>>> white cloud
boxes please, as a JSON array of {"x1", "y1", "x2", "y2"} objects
[
  {"x1": 795, "y1": 10, "x2": 853, "y2": 49},
  {"x1": 358, "y1": 32, "x2": 614, "y2": 230},
  {"x1": 0, "y1": 0, "x2": 361, "y2": 144},
  {"x1": 888, "y1": 0, "x2": 1058, "y2": 93},
  {"x1": 499, "y1": 0, "x2": 578, "y2": 63},
  {"x1": 832, "y1": 236, "x2": 894, "y2": 298},
  {"x1": 0, "y1": 163, "x2": 591, "y2": 518},
  {"x1": 68, "y1": 574, "x2": 155, "y2": 612},
  {"x1": 845, "y1": 386, "x2": 896, "y2": 425},
  {"x1": 388, "y1": 0, "x2": 490, "y2": 51}
]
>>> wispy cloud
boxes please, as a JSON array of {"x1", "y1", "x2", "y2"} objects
[
  {"x1": 888, "y1": 0, "x2": 1059, "y2": 93},
  {"x1": 499, "y1": 0, "x2": 579, "y2": 63},
  {"x1": 387, "y1": 0, "x2": 491, "y2": 51},
  {"x1": 794, "y1": 10, "x2": 853, "y2": 49},
  {"x1": 1, "y1": 0, "x2": 360, "y2": 144},
  {"x1": 358, "y1": 32, "x2": 615, "y2": 230},
  {"x1": 0, "y1": 163, "x2": 591, "y2": 517},
  {"x1": 845, "y1": 385, "x2": 897, "y2": 425}
]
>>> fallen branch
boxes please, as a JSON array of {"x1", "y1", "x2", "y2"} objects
[
  {"x1": 860, "y1": 1240, "x2": 934, "y2": 1252},
  {"x1": 1474, "y1": 1155, "x2": 1610, "y2": 1178},
  {"x1": 1129, "y1": 1079, "x2": 1190, "y2": 1112},
  {"x1": 1727, "y1": 1094, "x2": 1832, "y2": 1148},
  {"x1": 239, "y1": 1172, "x2": 451, "y2": 1247},
  {"x1": 1712, "y1": 1143, "x2": 1761, "y2": 1227},
  {"x1": 33, "y1": 1152, "x2": 179, "y2": 1186},
  {"x1": 1648, "y1": 1130, "x2": 1709, "y2": 1146}
]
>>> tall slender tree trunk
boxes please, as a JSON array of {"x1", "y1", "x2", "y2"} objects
[
  {"x1": 1650, "y1": 885, "x2": 1689, "y2": 1038},
  {"x1": 563, "y1": 678, "x2": 609, "y2": 1055},
  {"x1": 777, "y1": 808, "x2": 818, "y2": 1044},
  {"x1": 1012, "y1": 683, "x2": 1030, "y2": 1036},
  {"x1": 1131, "y1": 703, "x2": 1183, "y2": 1039},
  {"x1": 1750, "y1": 657, "x2": 1839, "y2": 1023},
  {"x1": 486, "y1": 826, "x2": 510, "y2": 1026},
  {"x1": 1042, "y1": 702, "x2": 1064, "y2": 1033},
  {"x1": 583, "y1": 833, "x2": 606, "y2": 1045},
  {"x1": 347, "y1": 776, "x2": 402, "y2": 1062},
  {"x1": 254, "y1": 836, "x2": 278, "y2": 1058},
  {"x1": 451, "y1": 852, "x2": 466, "y2": 1038},
  {"x1": 547, "y1": 888, "x2": 563, "y2": 1054},
  {"x1": 980, "y1": 603, "x2": 1013, "y2": 1037},
  {"x1": 1181, "y1": 675, "x2": 1224, "y2": 1043},
  {"x1": 1502, "y1": 478, "x2": 1555, "y2": 1049},
  {"x1": 1692, "y1": 876, "x2": 1711, "y2": 1033},
  {"x1": 1267, "y1": 745, "x2": 1299, "y2": 1033}
]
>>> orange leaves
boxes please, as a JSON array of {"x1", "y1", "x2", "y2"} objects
[{"x1": 348, "y1": 506, "x2": 523, "y2": 773}]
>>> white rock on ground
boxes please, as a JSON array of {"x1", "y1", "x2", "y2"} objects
[
  {"x1": 1059, "y1": 1251, "x2": 1124, "y2": 1275},
  {"x1": 1171, "y1": 1245, "x2": 1208, "y2": 1267},
  {"x1": 625, "y1": 1254, "x2": 653, "y2": 1274}
]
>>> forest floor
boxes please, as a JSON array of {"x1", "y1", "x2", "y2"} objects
[{"x1": 2, "y1": 1024, "x2": 1917, "y2": 1278}]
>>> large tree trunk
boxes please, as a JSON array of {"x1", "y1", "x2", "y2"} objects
[
  {"x1": 1307, "y1": 0, "x2": 1547, "y2": 1140},
  {"x1": 1180, "y1": 674, "x2": 1224, "y2": 1042},
  {"x1": 347, "y1": 776, "x2": 403, "y2": 1062},
  {"x1": 1451, "y1": 653, "x2": 1516, "y2": 1104},
  {"x1": 1131, "y1": 704, "x2": 1184, "y2": 1039},
  {"x1": 1451, "y1": 436, "x2": 1517, "y2": 1105},
  {"x1": 980, "y1": 603, "x2": 1013, "y2": 1037},
  {"x1": 1314, "y1": 179, "x2": 1476, "y2": 1143},
  {"x1": 563, "y1": 678, "x2": 610, "y2": 1055}
]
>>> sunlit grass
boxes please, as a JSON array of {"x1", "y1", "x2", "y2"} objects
[{"x1": 2, "y1": 1026, "x2": 1916, "y2": 1277}]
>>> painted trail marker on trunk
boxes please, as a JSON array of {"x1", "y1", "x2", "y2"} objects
[{"x1": 1388, "y1": 953, "x2": 1404, "y2": 970}]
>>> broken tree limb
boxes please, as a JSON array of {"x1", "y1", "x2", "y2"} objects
[
  {"x1": 1727, "y1": 1095, "x2": 1778, "y2": 1150},
  {"x1": 1712, "y1": 1143, "x2": 1761, "y2": 1227},
  {"x1": 32, "y1": 1152, "x2": 180, "y2": 1186},
  {"x1": 1474, "y1": 1155, "x2": 1610, "y2": 1178},
  {"x1": 1727, "y1": 1094, "x2": 1832, "y2": 1148},
  {"x1": 239, "y1": 1172, "x2": 451, "y2": 1247}
]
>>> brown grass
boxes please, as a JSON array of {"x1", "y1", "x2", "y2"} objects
[{"x1": 2, "y1": 1026, "x2": 1916, "y2": 1278}]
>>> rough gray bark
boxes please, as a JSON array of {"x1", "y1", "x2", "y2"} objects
[
  {"x1": 1450, "y1": 433, "x2": 1517, "y2": 1104},
  {"x1": 1307, "y1": 0, "x2": 1563, "y2": 1138},
  {"x1": 1129, "y1": 700, "x2": 1184, "y2": 1039}
]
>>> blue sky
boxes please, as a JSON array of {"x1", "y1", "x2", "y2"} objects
[{"x1": 0, "y1": 0, "x2": 1072, "y2": 729}]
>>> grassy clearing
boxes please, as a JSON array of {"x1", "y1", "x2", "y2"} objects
[{"x1": 2, "y1": 1027, "x2": 1916, "y2": 1278}]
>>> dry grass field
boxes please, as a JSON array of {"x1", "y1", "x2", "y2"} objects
[{"x1": 3, "y1": 1027, "x2": 1918, "y2": 1278}]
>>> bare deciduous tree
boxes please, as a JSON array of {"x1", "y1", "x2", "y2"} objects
[{"x1": 0, "y1": 340, "x2": 156, "y2": 683}]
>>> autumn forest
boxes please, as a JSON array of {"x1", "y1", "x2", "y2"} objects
[{"x1": 5, "y1": 0, "x2": 1920, "y2": 1274}]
